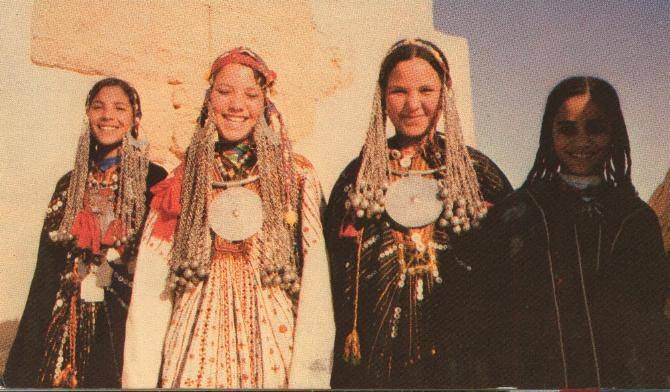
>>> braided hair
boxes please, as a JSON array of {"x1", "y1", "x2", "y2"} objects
[{"x1": 524, "y1": 76, "x2": 633, "y2": 190}]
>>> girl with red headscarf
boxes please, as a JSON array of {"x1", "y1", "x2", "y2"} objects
[{"x1": 122, "y1": 48, "x2": 334, "y2": 388}]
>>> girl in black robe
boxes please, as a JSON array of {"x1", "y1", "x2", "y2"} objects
[
  {"x1": 325, "y1": 38, "x2": 512, "y2": 388},
  {"x1": 479, "y1": 76, "x2": 669, "y2": 388},
  {"x1": 3, "y1": 78, "x2": 166, "y2": 388}
]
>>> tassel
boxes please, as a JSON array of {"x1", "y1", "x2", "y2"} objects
[
  {"x1": 53, "y1": 364, "x2": 78, "y2": 388},
  {"x1": 343, "y1": 329, "x2": 361, "y2": 365},
  {"x1": 102, "y1": 218, "x2": 125, "y2": 246},
  {"x1": 343, "y1": 229, "x2": 364, "y2": 366},
  {"x1": 71, "y1": 208, "x2": 102, "y2": 254}
]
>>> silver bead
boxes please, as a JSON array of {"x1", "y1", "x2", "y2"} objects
[
  {"x1": 356, "y1": 209, "x2": 365, "y2": 218},
  {"x1": 197, "y1": 267, "x2": 208, "y2": 278},
  {"x1": 183, "y1": 269, "x2": 194, "y2": 279},
  {"x1": 438, "y1": 218, "x2": 448, "y2": 227}
]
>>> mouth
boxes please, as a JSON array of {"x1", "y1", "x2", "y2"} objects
[
  {"x1": 401, "y1": 115, "x2": 426, "y2": 124},
  {"x1": 96, "y1": 125, "x2": 120, "y2": 132},
  {"x1": 568, "y1": 151, "x2": 595, "y2": 159},
  {"x1": 223, "y1": 115, "x2": 249, "y2": 123}
]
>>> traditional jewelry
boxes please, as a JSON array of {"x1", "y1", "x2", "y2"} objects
[
  {"x1": 385, "y1": 175, "x2": 443, "y2": 228},
  {"x1": 208, "y1": 187, "x2": 264, "y2": 241}
]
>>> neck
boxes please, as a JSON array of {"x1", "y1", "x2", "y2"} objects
[
  {"x1": 396, "y1": 132, "x2": 430, "y2": 156},
  {"x1": 558, "y1": 172, "x2": 603, "y2": 190},
  {"x1": 92, "y1": 143, "x2": 121, "y2": 162}
]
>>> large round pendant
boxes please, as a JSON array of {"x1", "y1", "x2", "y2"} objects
[
  {"x1": 385, "y1": 176, "x2": 443, "y2": 228},
  {"x1": 209, "y1": 187, "x2": 263, "y2": 241}
]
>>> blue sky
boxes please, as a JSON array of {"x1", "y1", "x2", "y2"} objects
[{"x1": 434, "y1": 0, "x2": 669, "y2": 199}]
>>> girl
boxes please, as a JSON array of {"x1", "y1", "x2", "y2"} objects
[
  {"x1": 482, "y1": 76, "x2": 669, "y2": 388},
  {"x1": 325, "y1": 38, "x2": 512, "y2": 388},
  {"x1": 4, "y1": 78, "x2": 166, "y2": 388},
  {"x1": 122, "y1": 48, "x2": 334, "y2": 389}
]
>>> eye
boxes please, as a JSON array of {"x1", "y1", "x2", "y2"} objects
[
  {"x1": 115, "y1": 105, "x2": 128, "y2": 111},
  {"x1": 419, "y1": 86, "x2": 436, "y2": 94},
  {"x1": 586, "y1": 119, "x2": 609, "y2": 135},
  {"x1": 555, "y1": 122, "x2": 578, "y2": 136},
  {"x1": 216, "y1": 88, "x2": 232, "y2": 96},
  {"x1": 388, "y1": 87, "x2": 407, "y2": 95},
  {"x1": 246, "y1": 92, "x2": 261, "y2": 99}
]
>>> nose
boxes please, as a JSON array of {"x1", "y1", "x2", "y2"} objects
[
  {"x1": 573, "y1": 127, "x2": 594, "y2": 147},
  {"x1": 405, "y1": 91, "x2": 421, "y2": 112},
  {"x1": 101, "y1": 107, "x2": 114, "y2": 120},
  {"x1": 227, "y1": 92, "x2": 245, "y2": 113}
]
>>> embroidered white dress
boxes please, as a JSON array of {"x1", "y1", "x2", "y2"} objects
[{"x1": 122, "y1": 157, "x2": 334, "y2": 388}]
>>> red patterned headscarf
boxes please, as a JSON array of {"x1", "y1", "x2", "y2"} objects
[{"x1": 209, "y1": 47, "x2": 277, "y2": 88}]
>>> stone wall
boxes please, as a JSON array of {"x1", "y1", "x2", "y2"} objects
[{"x1": 1, "y1": 0, "x2": 474, "y2": 335}]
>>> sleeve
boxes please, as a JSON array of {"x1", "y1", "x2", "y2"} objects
[
  {"x1": 288, "y1": 166, "x2": 335, "y2": 389},
  {"x1": 3, "y1": 177, "x2": 69, "y2": 387},
  {"x1": 322, "y1": 159, "x2": 361, "y2": 388},
  {"x1": 458, "y1": 192, "x2": 524, "y2": 387},
  {"x1": 467, "y1": 147, "x2": 514, "y2": 205},
  {"x1": 621, "y1": 206, "x2": 669, "y2": 385},
  {"x1": 121, "y1": 211, "x2": 174, "y2": 388}
]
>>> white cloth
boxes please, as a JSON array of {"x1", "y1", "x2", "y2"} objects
[{"x1": 122, "y1": 160, "x2": 334, "y2": 389}]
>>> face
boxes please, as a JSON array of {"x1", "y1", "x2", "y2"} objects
[
  {"x1": 552, "y1": 94, "x2": 612, "y2": 176},
  {"x1": 87, "y1": 85, "x2": 135, "y2": 147},
  {"x1": 209, "y1": 63, "x2": 265, "y2": 143},
  {"x1": 385, "y1": 57, "x2": 442, "y2": 140}
]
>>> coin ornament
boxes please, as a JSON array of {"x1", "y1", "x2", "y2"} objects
[
  {"x1": 384, "y1": 175, "x2": 444, "y2": 228},
  {"x1": 208, "y1": 187, "x2": 264, "y2": 241}
]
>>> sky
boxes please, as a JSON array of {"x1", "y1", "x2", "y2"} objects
[{"x1": 434, "y1": 0, "x2": 669, "y2": 199}]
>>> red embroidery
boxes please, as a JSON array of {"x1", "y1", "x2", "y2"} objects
[{"x1": 150, "y1": 165, "x2": 184, "y2": 241}]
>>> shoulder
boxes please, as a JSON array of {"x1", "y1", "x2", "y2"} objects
[
  {"x1": 146, "y1": 162, "x2": 168, "y2": 188},
  {"x1": 488, "y1": 187, "x2": 539, "y2": 226},
  {"x1": 292, "y1": 153, "x2": 316, "y2": 175},
  {"x1": 466, "y1": 146, "x2": 513, "y2": 203},
  {"x1": 55, "y1": 171, "x2": 73, "y2": 193},
  {"x1": 335, "y1": 156, "x2": 362, "y2": 186}
]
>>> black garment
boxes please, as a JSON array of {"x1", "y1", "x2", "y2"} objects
[
  {"x1": 479, "y1": 177, "x2": 669, "y2": 388},
  {"x1": 4, "y1": 163, "x2": 166, "y2": 388},
  {"x1": 325, "y1": 144, "x2": 512, "y2": 388}
]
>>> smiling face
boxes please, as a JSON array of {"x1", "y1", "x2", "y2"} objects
[
  {"x1": 552, "y1": 94, "x2": 612, "y2": 177},
  {"x1": 87, "y1": 85, "x2": 135, "y2": 150},
  {"x1": 209, "y1": 63, "x2": 265, "y2": 143},
  {"x1": 385, "y1": 57, "x2": 442, "y2": 142}
]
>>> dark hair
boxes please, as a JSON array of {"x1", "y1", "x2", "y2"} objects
[
  {"x1": 378, "y1": 39, "x2": 450, "y2": 114},
  {"x1": 524, "y1": 76, "x2": 633, "y2": 190},
  {"x1": 86, "y1": 77, "x2": 142, "y2": 123},
  {"x1": 197, "y1": 68, "x2": 267, "y2": 127}
]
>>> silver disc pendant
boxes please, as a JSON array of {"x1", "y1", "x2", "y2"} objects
[
  {"x1": 208, "y1": 187, "x2": 263, "y2": 241},
  {"x1": 385, "y1": 176, "x2": 443, "y2": 228}
]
